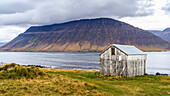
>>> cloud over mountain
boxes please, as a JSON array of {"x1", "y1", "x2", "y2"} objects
[{"x1": 0, "y1": 0, "x2": 154, "y2": 26}]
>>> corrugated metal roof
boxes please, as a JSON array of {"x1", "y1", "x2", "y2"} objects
[{"x1": 112, "y1": 44, "x2": 146, "y2": 55}]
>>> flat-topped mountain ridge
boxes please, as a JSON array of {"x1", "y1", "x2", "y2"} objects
[{"x1": 1, "y1": 18, "x2": 169, "y2": 51}]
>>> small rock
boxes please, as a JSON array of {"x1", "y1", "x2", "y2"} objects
[{"x1": 156, "y1": 72, "x2": 168, "y2": 76}]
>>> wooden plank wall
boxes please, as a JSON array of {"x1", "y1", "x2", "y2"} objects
[{"x1": 127, "y1": 60, "x2": 145, "y2": 77}]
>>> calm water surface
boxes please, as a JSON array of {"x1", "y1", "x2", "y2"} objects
[{"x1": 0, "y1": 52, "x2": 169, "y2": 74}]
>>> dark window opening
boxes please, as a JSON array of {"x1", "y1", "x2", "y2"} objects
[{"x1": 111, "y1": 48, "x2": 115, "y2": 55}]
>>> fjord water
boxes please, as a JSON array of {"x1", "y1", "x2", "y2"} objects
[{"x1": 0, "y1": 52, "x2": 170, "y2": 74}]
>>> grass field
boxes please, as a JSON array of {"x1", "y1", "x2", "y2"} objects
[{"x1": 0, "y1": 63, "x2": 170, "y2": 96}]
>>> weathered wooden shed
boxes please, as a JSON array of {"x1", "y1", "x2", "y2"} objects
[{"x1": 100, "y1": 44, "x2": 147, "y2": 77}]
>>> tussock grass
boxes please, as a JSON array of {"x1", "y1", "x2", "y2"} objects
[
  {"x1": 0, "y1": 64, "x2": 169, "y2": 96},
  {"x1": 0, "y1": 64, "x2": 103, "y2": 95},
  {"x1": 0, "y1": 75, "x2": 102, "y2": 95},
  {"x1": 0, "y1": 63, "x2": 45, "y2": 79}
]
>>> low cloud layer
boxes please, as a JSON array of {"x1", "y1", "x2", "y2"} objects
[
  {"x1": 0, "y1": 26, "x2": 26, "y2": 42},
  {"x1": 0, "y1": 0, "x2": 154, "y2": 26}
]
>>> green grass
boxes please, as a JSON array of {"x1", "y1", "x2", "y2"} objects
[
  {"x1": 31, "y1": 38, "x2": 39, "y2": 43},
  {"x1": 0, "y1": 64, "x2": 169, "y2": 96},
  {"x1": 49, "y1": 70, "x2": 170, "y2": 96}
]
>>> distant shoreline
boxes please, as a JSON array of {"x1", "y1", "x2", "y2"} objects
[{"x1": 1, "y1": 63, "x2": 169, "y2": 76}]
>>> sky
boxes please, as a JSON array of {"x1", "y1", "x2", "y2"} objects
[{"x1": 0, "y1": 0, "x2": 170, "y2": 42}]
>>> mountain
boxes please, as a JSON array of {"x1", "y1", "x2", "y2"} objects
[
  {"x1": 0, "y1": 42, "x2": 6, "y2": 47},
  {"x1": 163, "y1": 28, "x2": 170, "y2": 32},
  {"x1": 148, "y1": 28, "x2": 170, "y2": 42},
  {"x1": 148, "y1": 30, "x2": 161, "y2": 35},
  {"x1": 1, "y1": 18, "x2": 169, "y2": 52}
]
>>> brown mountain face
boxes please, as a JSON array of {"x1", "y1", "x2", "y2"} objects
[{"x1": 1, "y1": 18, "x2": 170, "y2": 52}]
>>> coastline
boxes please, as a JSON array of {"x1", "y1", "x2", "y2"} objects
[
  {"x1": 1, "y1": 63, "x2": 169, "y2": 76},
  {"x1": 0, "y1": 51, "x2": 170, "y2": 75}
]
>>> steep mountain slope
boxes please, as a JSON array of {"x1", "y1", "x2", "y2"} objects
[
  {"x1": 149, "y1": 28, "x2": 170, "y2": 42},
  {"x1": 1, "y1": 18, "x2": 169, "y2": 52}
]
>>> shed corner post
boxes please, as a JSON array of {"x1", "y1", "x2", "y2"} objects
[
  {"x1": 126, "y1": 60, "x2": 129, "y2": 77},
  {"x1": 100, "y1": 57, "x2": 103, "y2": 75},
  {"x1": 144, "y1": 59, "x2": 146, "y2": 74}
]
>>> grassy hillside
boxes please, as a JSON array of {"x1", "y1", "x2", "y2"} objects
[{"x1": 0, "y1": 63, "x2": 169, "y2": 96}]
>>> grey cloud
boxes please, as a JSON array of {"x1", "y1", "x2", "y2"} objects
[
  {"x1": 0, "y1": 0, "x2": 154, "y2": 26},
  {"x1": 0, "y1": 25, "x2": 27, "y2": 42},
  {"x1": 162, "y1": 3, "x2": 170, "y2": 15},
  {"x1": 0, "y1": 0, "x2": 36, "y2": 14}
]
